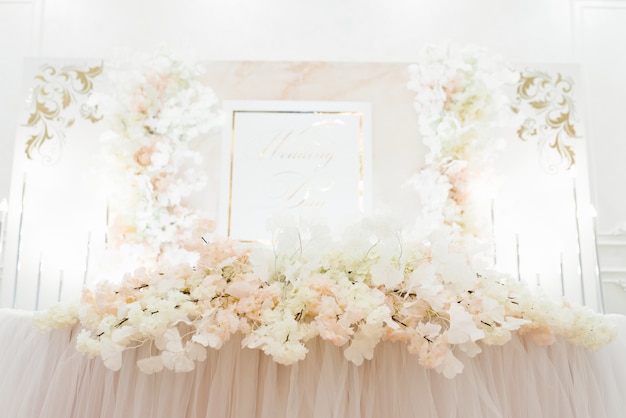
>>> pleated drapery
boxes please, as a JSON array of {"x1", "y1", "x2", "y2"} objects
[{"x1": 1, "y1": 309, "x2": 625, "y2": 418}]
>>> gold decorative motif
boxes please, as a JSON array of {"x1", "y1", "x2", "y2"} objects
[
  {"x1": 512, "y1": 70, "x2": 580, "y2": 173},
  {"x1": 24, "y1": 63, "x2": 103, "y2": 162}
]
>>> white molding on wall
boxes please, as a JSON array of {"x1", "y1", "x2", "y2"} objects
[
  {"x1": 572, "y1": 0, "x2": 626, "y2": 17},
  {"x1": 572, "y1": 0, "x2": 626, "y2": 59},
  {"x1": 602, "y1": 278, "x2": 626, "y2": 292},
  {"x1": 0, "y1": 0, "x2": 42, "y2": 55},
  {"x1": 596, "y1": 231, "x2": 626, "y2": 312},
  {"x1": 597, "y1": 234, "x2": 626, "y2": 246},
  {"x1": 597, "y1": 239, "x2": 626, "y2": 246},
  {"x1": 597, "y1": 232, "x2": 626, "y2": 245},
  {"x1": 601, "y1": 268, "x2": 626, "y2": 274},
  {"x1": 588, "y1": 217, "x2": 626, "y2": 312},
  {"x1": 30, "y1": 0, "x2": 43, "y2": 56},
  {"x1": 571, "y1": 0, "x2": 626, "y2": 237},
  {"x1": 573, "y1": 0, "x2": 626, "y2": 6}
]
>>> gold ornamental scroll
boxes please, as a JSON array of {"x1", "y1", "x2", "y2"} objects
[{"x1": 23, "y1": 63, "x2": 103, "y2": 164}]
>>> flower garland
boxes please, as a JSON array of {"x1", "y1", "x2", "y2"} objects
[
  {"x1": 92, "y1": 48, "x2": 222, "y2": 268},
  {"x1": 34, "y1": 220, "x2": 616, "y2": 379},
  {"x1": 407, "y1": 44, "x2": 518, "y2": 239}
]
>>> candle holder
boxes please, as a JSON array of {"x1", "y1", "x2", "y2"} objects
[
  {"x1": 0, "y1": 198, "x2": 7, "y2": 295},
  {"x1": 572, "y1": 178, "x2": 585, "y2": 305},
  {"x1": 590, "y1": 206, "x2": 605, "y2": 313},
  {"x1": 491, "y1": 199, "x2": 497, "y2": 266},
  {"x1": 12, "y1": 176, "x2": 27, "y2": 309},
  {"x1": 57, "y1": 270, "x2": 64, "y2": 303},
  {"x1": 35, "y1": 252, "x2": 42, "y2": 310},
  {"x1": 560, "y1": 252, "x2": 565, "y2": 297},
  {"x1": 83, "y1": 231, "x2": 92, "y2": 288},
  {"x1": 515, "y1": 233, "x2": 521, "y2": 281},
  {"x1": 0, "y1": 198, "x2": 8, "y2": 268}
]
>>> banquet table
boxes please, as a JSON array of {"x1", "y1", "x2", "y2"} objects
[{"x1": 1, "y1": 308, "x2": 625, "y2": 418}]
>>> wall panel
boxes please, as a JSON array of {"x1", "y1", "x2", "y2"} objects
[
  {"x1": 574, "y1": 1, "x2": 626, "y2": 233},
  {"x1": 573, "y1": 0, "x2": 626, "y2": 313},
  {"x1": 0, "y1": 1, "x2": 34, "y2": 207}
]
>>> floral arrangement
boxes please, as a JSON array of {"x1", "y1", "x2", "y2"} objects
[
  {"x1": 407, "y1": 44, "x2": 519, "y2": 239},
  {"x1": 33, "y1": 45, "x2": 616, "y2": 379},
  {"x1": 34, "y1": 220, "x2": 616, "y2": 379},
  {"x1": 92, "y1": 48, "x2": 222, "y2": 268}
]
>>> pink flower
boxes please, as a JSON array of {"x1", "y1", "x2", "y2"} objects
[
  {"x1": 134, "y1": 146, "x2": 153, "y2": 167},
  {"x1": 526, "y1": 326, "x2": 556, "y2": 346}
]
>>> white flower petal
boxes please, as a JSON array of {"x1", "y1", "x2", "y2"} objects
[
  {"x1": 137, "y1": 356, "x2": 164, "y2": 374},
  {"x1": 185, "y1": 341, "x2": 207, "y2": 362},
  {"x1": 100, "y1": 340, "x2": 124, "y2": 371},
  {"x1": 447, "y1": 304, "x2": 485, "y2": 344},
  {"x1": 436, "y1": 350, "x2": 464, "y2": 379},
  {"x1": 370, "y1": 263, "x2": 404, "y2": 289},
  {"x1": 161, "y1": 350, "x2": 195, "y2": 373}
]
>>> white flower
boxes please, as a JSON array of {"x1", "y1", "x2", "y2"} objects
[
  {"x1": 265, "y1": 339, "x2": 308, "y2": 365},
  {"x1": 100, "y1": 339, "x2": 125, "y2": 371},
  {"x1": 111, "y1": 325, "x2": 137, "y2": 345},
  {"x1": 248, "y1": 246, "x2": 275, "y2": 282},
  {"x1": 427, "y1": 230, "x2": 476, "y2": 288},
  {"x1": 435, "y1": 349, "x2": 465, "y2": 379},
  {"x1": 447, "y1": 303, "x2": 485, "y2": 344},
  {"x1": 344, "y1": 306, "x2": 389, "y2": 365},
  {"x1": 137, "y1": 356, "x2": 164, "y2": 374},
  {"x1": 162, "y1": 349, "x2": 195, "y2": 372},
  {"x1": 370, "y1": 262, "x2": 404, "y2": 289},
  {"x1": 32, "y1": 301, "x2": 80, "y2": 331},
  {"x1": 154, "y1": 326, "x2": 183, "y2": 352},
  {"x1": 226, "y1": 280, "x2": 254, "y2": 299},
  {"x1": 76, "y1": 329, "x2": 102, "y2": 357},
  {"x1": 192, "y1": 331, "x2": 223, "y2": 349}
]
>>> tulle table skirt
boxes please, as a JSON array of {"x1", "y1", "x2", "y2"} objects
[{"x1": 1, "y1": 308, "x2": 625, "y2": 418}]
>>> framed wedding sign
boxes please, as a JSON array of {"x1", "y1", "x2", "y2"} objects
[{"x1": 219, "y1": 100, "x2": 372, "y2": 241}]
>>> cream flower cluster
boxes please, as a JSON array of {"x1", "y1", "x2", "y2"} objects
[
  {"x1": 93, "y1": 48, "x2": 222, "y2": 268},
  {"x1": 407, "y1": 44, "x2": 518, "y2": 238},
  {"x1": 33, "y1": 220, "x2": 616, "y2": 379}
]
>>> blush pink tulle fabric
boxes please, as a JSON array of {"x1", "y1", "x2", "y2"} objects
[{"x1": 1, "y1": 308, "x2": 625, "y2": 418}]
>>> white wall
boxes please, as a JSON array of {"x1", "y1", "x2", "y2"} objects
[
  {"x1": 573, "y1": 0, "x2": 626, "y2": 312},
  {"x1": 1, "y1": 0, "x2": 626, "y2": 309}
]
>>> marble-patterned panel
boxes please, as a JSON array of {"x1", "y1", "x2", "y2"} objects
[{"x1": 200, "y1": 61, "x2": 424, "y2": 220}]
